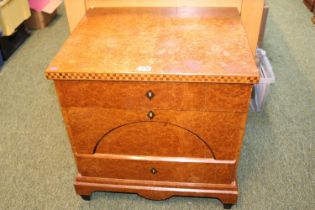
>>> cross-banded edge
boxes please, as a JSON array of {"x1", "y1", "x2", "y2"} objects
[{"x1": 45, "y1": 72, "x2": 259, "y2": 84}]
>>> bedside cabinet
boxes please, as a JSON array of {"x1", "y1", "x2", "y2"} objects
[{"x1": 46, "y1": 8, "x2": 259, "y2": 209}]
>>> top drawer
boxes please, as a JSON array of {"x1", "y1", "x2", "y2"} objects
[{"x1": 55, "y1": 81, "x2": 251, "y2": 112}]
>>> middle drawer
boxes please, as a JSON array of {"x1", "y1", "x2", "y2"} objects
[{"x1": 65, "y1": 107, "x2": 247, "y2": 160}]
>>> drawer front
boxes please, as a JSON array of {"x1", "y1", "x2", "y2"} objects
[
  {"x1": 65, "y1": 107, "x2": 247, "y2": 160},
  {"x1": 55, "y1": 81, "x2": 252, "y2": 112},
  {"x1": 76, "y1": 154, "x2": 235, "y2": 184},
  {"x1": 94, "y1": 121, "x2": 214, "y2": 159}
]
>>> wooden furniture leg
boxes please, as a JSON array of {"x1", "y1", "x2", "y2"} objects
[
  {"x1": 304, "y1": 0, "x2": 315, "y2": 11},
  {"x1": 80, "y1": 195, "x2": 91, "y2": 201},
  {"x1": 223, "y1": 203, "x2": 234, "y2": 209}
]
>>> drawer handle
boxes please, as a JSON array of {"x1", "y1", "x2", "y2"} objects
[
  {"x1": 147, "y1": 111, "x2": 155, "y2": 120},
  {"x1": 150, "y1": 168, "x2": 158, "y2": 175},
  {"x1": 146, "y1": 90, "x2": 155, "y2": 100}
]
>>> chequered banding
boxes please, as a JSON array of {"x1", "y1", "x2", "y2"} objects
[{"x1": 45, "y1": 72, "x2": 259, "y2": 84}]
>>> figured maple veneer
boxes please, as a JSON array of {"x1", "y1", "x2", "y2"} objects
[
  {"x1": 74, "y1": 175, "x2": 239, "y2": 203},
  {"x1": 46, "y1": 8, "x2": 259, "y2": 84},
  {"x1": 47, "y1": 7, "x2": 259, "y2": 208},
  {"x1": 94, "y1": 122, "x2": 214, "y2": 158},
  {"x1": 62, "y1": 106, "x2": 248, "y2": 160},
  {"x1": 55, "y1": 81, "x2": 251, "y2": 112},
  {"x1": 76, "y1": 154, "x2": 235, "y2": 184}
]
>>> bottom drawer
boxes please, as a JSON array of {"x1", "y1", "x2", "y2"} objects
[{"x1": 76, "y1": 154, "x2": 236, "y2": 184}]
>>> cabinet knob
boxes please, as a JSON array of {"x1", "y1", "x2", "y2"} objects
[
  {"x1": 150, "y1": 168, "x2": 158, "y2": 175},
  {"x1": 146, "y1": 90, "x2": 155, "y2": 100},
  {"x1": 147, "y1": 111, "x2": 155, "y2": 120}
]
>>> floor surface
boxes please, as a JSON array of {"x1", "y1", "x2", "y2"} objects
[{"x1": 0, "y1": 1, "x2": 314, "y2": 209}]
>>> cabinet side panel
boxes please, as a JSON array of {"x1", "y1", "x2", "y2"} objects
[
  {"x1": 241, "y1": 0, "x2": 265, "y2": 54},
  {"x1": 257, "y1": 3, "x2": 269, "y2": 48},
  {"x1": 64, "y1": 0, "x2": 87, "y2": 32},
  {"x1": 231, "y1": 85, "x2": 253, "y2": 181},
  {"x1": 54, "y1": 80, "x2": 78, "y2": 154}
]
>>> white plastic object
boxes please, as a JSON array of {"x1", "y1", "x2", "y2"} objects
[{"x1": 250, "y1": 48, "x2": 275, "y2": 112}]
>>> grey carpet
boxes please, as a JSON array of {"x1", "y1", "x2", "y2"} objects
[{"x1": 0, "y1": 0, "x2": 314, "y2": 209}]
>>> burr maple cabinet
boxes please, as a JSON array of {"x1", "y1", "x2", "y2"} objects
[{"x1": 46, "y1": 6, "x2": 261, "y2": 209}]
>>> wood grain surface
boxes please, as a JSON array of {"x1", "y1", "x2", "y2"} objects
[
  {"x1": 76, "y1": 153, "x2": 235, "y2": 184},
  {"x1": 64, "y1": 0, "x2": 243, "y2": 32},
  {"x1": 86, "y1": 0, "x2": 242, "y2": 9},
  {"x1": 61, "y1": 106, "x2": 248, "y2": 160},
  {"x1": 49, "y1": 6, "x2": 257, "y2": 206},
  {"x1": 46, "y1": 8, "x2": 259, "y2": 84},
  {"x1": 241, "y1": 0, "x2": 265, "y2": 54},
  {"x1": 75, "y1": 174, "x2": 238, "y2": 203},
  {"x1": 94, "y1": 121, "x2": 215, "y2": 158},
  {"x1": 55, "y1": 81, "x2": 252, "y2": 112}
]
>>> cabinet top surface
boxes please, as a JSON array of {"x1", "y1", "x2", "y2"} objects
[{"x1": 46, "y1": 8, "x2": 259, "y2": 84}]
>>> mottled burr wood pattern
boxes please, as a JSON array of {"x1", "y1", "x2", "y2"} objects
[
  {"x1": 46, "y1": 8, "x2": 259, "y2": 84},
  {"x1": 47, "y1": 7, "x2": 259, "y2": 209},
  {"x1": 94, "y1": 121, "x2": 215, "y2": 158},
  {"x1": 76, "y1": 154, "x2": 235, "y2": 184},
  {"x1": 55, "y1": 81, "x2": 252, "y2": 112},
  {"x1": 61, "y1": 105, "x2": 248, "y2": 159}
]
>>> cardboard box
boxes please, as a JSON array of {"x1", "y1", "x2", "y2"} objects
[
  {"x1": 25, "y1": 8, "x2": 57, "y2": 29},
  {"x1": 25, "y1": 0, "x2": 62, "y2": 29},
  {"x1": 28, "y1": 0, "x2": 50, "y2": 12}
]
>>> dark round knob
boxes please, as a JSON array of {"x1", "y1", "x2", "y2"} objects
[
  {"x1": 150, "y1": 168, "x2": 157, "y2": 175},
  {"x1": 146, "y1": 90, "x2": 155, "y2": 100},
  {"x1": 147, "y1": 111, "x2": 155, "y2": 120}
]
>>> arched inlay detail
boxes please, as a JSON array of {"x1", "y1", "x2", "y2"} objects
[{"x1": 92, "y1": 121, "x2": 216, "y2": 159}]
